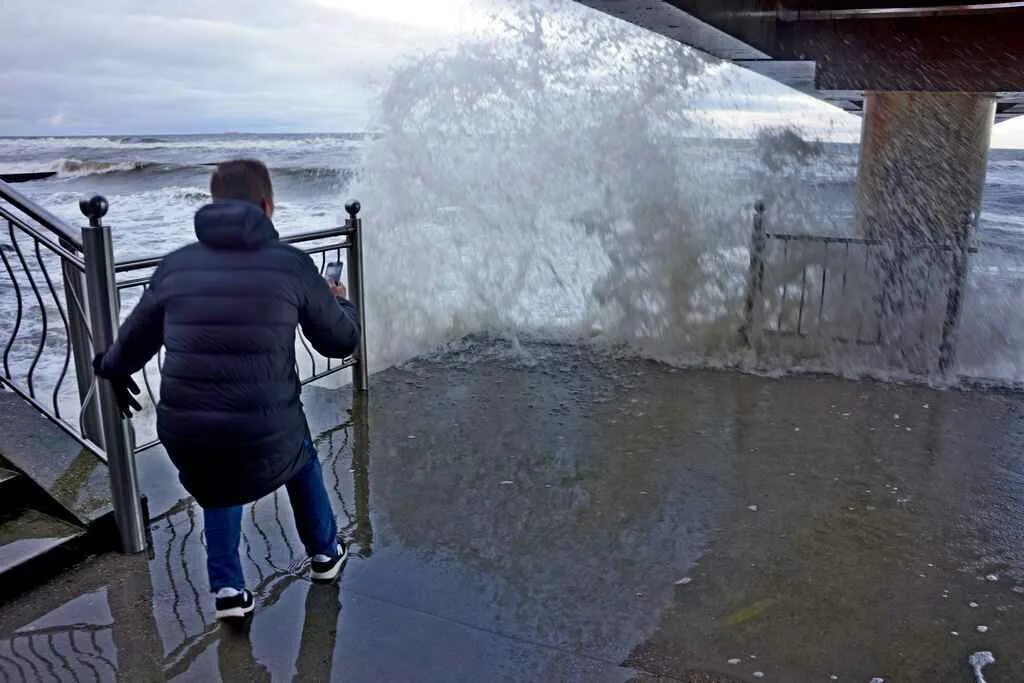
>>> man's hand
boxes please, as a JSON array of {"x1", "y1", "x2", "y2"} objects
[
  {"x1": 93, "y1": 353, "x2": 144, "y2": 418},
  {"x1": 327, "y1": 279, "x2": 347, "y2": 299}
]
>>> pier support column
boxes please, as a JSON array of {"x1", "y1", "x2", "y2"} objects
[
  {"x1": 856, "y1": 91, "x2": 995, "y2": 241},
  {"x1": 855, "y1": 91, "x2": 995, "y2": 373}
]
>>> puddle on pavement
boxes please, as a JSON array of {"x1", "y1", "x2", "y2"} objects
[{"x1": 1, "y1": 341, "x2": 1023, "y2": 681}]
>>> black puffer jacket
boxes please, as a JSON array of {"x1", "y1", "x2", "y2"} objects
[{"x1": 100, "y1": 200, "x2": 360, "y2": 507}]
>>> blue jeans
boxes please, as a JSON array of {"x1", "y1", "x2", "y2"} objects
[{"x1": 203, "y1": 437, "x2": 339, "y2": 592}]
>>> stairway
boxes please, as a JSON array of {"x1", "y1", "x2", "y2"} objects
[{"x1": 0, "y1": 391, "x2": 116, "y2": 600}]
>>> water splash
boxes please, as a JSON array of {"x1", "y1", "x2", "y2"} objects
[
  {"x1": 356, "y1": 1, "x2": 772, "y2": 367},
  {"x1": 353, "y1": 0, "x2": 1023, "y2": 385}
]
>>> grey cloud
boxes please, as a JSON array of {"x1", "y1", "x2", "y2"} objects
[{"x1": 0, "y1": 0, "x2": 456, "y2": 135}]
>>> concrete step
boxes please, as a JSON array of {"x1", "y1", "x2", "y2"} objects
[
  {"x1": 0, "y1": 393, "x2": 122, "y2": 597},
  {"x1": 0, "y1": 392, "x2": 112, "y2": 525},
  {"x1": 0, "y1": 508, "x2": 87, "y2": 598}
]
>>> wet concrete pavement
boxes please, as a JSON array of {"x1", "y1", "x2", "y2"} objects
[{"x1": 1, "y1": 339, "x2": 1023, "y2": 682}]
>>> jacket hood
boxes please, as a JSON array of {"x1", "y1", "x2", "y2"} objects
[{"x1": 195, "y1": 200, "x2": 279, "y2": 249}]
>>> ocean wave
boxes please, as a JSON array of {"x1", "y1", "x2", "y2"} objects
[
  {"x1": 990, "y1": 159, "x2": 1024, "y2": 169},
  {"x1": 47, "y1": 158, "x2": 354, "y2": 182},
  {"x1": 27, "y1": 186, "x2": 211, "y2": 215},
  {"x1": 277, "y1": 166, "x2": 355, "y2": 181},
  {"x1": 980, "y1": 210, "x2": 1024, "y2": 232},
  {"x1": 117, "y1": 136, "x2": 170, "y2": 144},
  {"x1": 0, "y1": 134, "x2": 371, "y2": 154},
  {"x1": 56, "y1": 158, "x2": 164, "y2": 177},
  {"x1": 171, "y1": 188, "x2": 210, "y2": 203}
]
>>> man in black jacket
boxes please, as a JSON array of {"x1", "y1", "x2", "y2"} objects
[{"x1": 95, "y1": 159, "x2": 360, "y2": 620}]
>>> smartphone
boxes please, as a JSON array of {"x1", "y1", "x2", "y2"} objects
[{"x1": 325, "y1": 262, "x2": 344, "y2": 285}]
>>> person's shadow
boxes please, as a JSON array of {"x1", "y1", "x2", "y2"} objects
[
  {"x1": 216, "y1": 580, "x2": 343, "y2": 682},
  {"x1": 216, "y1": 618, "x2": 271, "y2": 683},
  {"x1": 294, "y1": 581, "x2": 343, "y2": 681}
]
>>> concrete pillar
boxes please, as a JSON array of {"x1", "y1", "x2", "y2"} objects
[
  {"x1": 857, "y1": 91, "x2": 995, "y2": 241},
  {"x1": 854, "y1": 92, "x2": 995, "y2": 373}
]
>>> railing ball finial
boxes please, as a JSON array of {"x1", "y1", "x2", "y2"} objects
[
  {"x1": 345, "y1": 200, "x2": 361, "y2": 218},
  {"x1": 79, "y1": 195, "x2": 109, "y2": 222}
]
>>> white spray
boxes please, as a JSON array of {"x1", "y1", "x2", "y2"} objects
[{"x1": 969, "y1": 651, "x2": 995, "y2": 683}]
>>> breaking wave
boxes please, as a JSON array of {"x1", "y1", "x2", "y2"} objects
[
  {"x1": 43, "y1": 158, "x2": 355, "y2": 183},
  {"x1": 55, "y1": 158, "x2": 164, "y2": 177}
]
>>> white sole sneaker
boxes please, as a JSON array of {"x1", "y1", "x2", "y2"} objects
[
  {"x1": 311, "y1": 544, "x2": 349, "y2": 582},
  {"x1": 215, "y1": 590, "x2": 255, "y2": 620}
]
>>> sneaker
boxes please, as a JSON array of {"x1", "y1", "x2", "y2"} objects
[
  {"x1": 310, "y1": 541, "x2": 349, "y2": 582},
  {"x1": 214, "y1": 588, "x2": 255, "y2": 620}
]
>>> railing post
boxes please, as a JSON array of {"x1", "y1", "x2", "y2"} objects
[
  {"x1": 60, "y1": 240, "x2": 103, "y2": 442},
  {"x1": 938, "y1": 210, "x2": 973, "y2": 377},
  {"x1": 741, "y1": 201, "x2": 767, "y2": 350},
  {"x1": 80, "y1": 196, "x2": 146, "y2": 554},
  {"x1": 345, "y1": 200, "x2": 369, "y2": 393}
]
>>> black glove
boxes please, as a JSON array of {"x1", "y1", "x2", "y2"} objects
[{"x1": 92, "y1": 353, "x2": 143, "y2": 418}]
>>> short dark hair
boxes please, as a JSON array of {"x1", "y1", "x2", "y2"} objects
[{"x1": 210, "y1": 159, "x2": 274, "y2": 204}]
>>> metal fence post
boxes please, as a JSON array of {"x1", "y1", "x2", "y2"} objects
[
  {"x1": 938, "y1": 210, "x2": 973, "y2": 376},
  {"x1": 80, "y1": 196, "x2": 146, "y2": 554},
  {"x1": 60, "y1": 240, "x2": 103, "y2": 442},
  {"x1": 345, "y1": 200, "x2": 369, "y2": 393},
  {"x1": 741, "y1": 201, "x2": 767, "y2": 350}
]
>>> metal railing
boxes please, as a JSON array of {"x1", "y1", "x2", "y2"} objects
[
  {"x1": 0, "y1": 181, "x2": 103, "y2": 458},
  {"x1": 741, "y1": 200, "x2": 975, "y2": 375},
  {"x1": 0, "y1": 179, "x2": 369, "y2": 553}
]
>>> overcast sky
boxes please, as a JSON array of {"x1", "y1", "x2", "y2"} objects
[{"x1": 3, "y1": 0, "x2": 1023, "y2": 147}]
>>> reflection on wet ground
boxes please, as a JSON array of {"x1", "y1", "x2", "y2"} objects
[{"x1": 1, "y1": 340, "x2": 1024, "y2": 681}]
